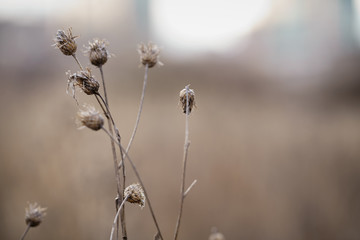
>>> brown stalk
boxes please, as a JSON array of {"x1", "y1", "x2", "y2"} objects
[
  {"x1": 71, "y1": 53, "x2": 125, "y2": 239},
  {"x1": 173, "y1": 85, "x2": 191, "y2": 240},
  {"x1": 72, "y1": 54, "x2": 84, "y2": 71},
  {"x1": 20, "y1": 224, "x2": 31, "y2": 240},
  {"x1": 102, "y1": 127, "x2": 164, "y2": 240},
  {"x1": 99, "y1": 65, "x2": 127, "y2": 240},
  {"x1": 110, "y1": 195, "x2": 129, "y2": 240},
  {"x1": 117, "y1": 63, "x2": 149, "y2": 169}
]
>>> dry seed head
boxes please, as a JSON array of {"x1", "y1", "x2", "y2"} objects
[
  {"x1": 124, "y1": 183, "x2": 146, "y2": 208},
  {"x1": 138, "y1": 42, "x2": 162, "y2": 68},
  {"x1": 67, "y1": 68, "x2": 100, "y2": 96},
  {"x1": 53, "y1": 28, "x2": 78, "y2": 56},
  {"x1": 77, "y1": 106, "x2": 104, "y2": 131},
  {"x1": 179, "y1": 86, "x2": 195, "y2": 114},
  {"x1": 86, "y1": 39, "x2": 110, "y2": 67},
  {"x1": 25, "y1": 202, "x2": 47, "y2": 227}
]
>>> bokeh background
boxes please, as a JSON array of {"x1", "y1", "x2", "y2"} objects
[{"x1": 1, "y1": 0, "x2": 360, "y2": 239}]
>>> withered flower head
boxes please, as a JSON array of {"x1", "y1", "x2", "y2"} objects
[
  {"x1": 86, "y1": 39, "x2": 110, "y2": 67},
  {"x1": 67, "y1": 68, "x2": 100, "y2": 96},
  {"x1": 138, "y1": 42, "x2": 162, "y2": 68},
  {"x1": 25, "y1": 202, "x2": 47, "y2": 227},
  {"x1": 54, "y1": 28, "x2": 78, "y2": 56},
  {"x1": 179, "y1": 86, "x2": 195, "y2": 114},
  {"x1": 77, "y1": 105, "x2": 104, "y2": 131},
  {"x1": 124, "y1": 183, "x2": 146, "y2": 208}
]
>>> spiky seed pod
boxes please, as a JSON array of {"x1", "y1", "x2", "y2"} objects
[
  {"x1": 53, "y1": 28, "x2": 78, "y2": 56},
  {"x1": 179, "y1": 87, "x2": 195, "y2": 114},
  {"x1": 124, "y1": 183, "x2": 146, "y2": 208},
  {"x1": 68, "y1": 68, "x2": 100, "y2": 95},
  {"x1": 86, "y1": 39, "x2": 110, "y2": 67},
  {"x1": 138, "y1": 42, "x2": 162, "y2": 68},
  {"x1": 25, "y1": 202, "x2": 47, "y2": 227},
  {"x1": 77, "y1": 106, "x2": 104, "y2": 131}
]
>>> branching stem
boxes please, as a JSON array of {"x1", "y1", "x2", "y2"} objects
[
  {"x1": 110, "y1": 195, "x2": 129, "y2": 240},
  {"x1": 102, "y1": 127, "x2": 164, "y2": 240},
  {"x1": 98, "y1": 66, "x2": 127, "y2": 240}
]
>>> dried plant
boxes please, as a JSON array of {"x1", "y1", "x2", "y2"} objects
[
  {"x1": 138, "y1": 42, "x2": 162, "y2": 68},
  {"x1": 53, "y1": 28, "x2": 77, "y2": 56},
  {"x1": 124, "y1": 183, "x2": 146, "y2": 208},
  {"x1": 21, "y1": 202, "x2": 47, "y2": 240},
  {"x1": 53, "y1": 27, "x2": 202, "y2": 240},
  {"x1": 179, "y1": 87, "x2": 195, "y2": 114},
  {"x1": 77, "y1": 105, "x2": 104, "y2": 131},
  {"x1": 173, "y1": 85, "x2": 197, "y2": 240},
  {"x1": 85, "y1": 39, "x2": 110, "y2": 67}
]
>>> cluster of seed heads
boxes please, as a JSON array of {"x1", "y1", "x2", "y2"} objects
[
  {"x1": 52, "y1": 27, "x2": 201, "y2": 240},
  {"x1": 25, "y1": 202, "x2": 47, "y2": 227}
]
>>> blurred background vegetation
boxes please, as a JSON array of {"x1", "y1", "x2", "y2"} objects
[{"x1": 1, "y1": 0, "x2": 360, "y2": 239}]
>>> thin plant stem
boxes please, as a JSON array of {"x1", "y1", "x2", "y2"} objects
[
  {"x1": 117, "y1": 64, "x2": 149, "y2": 169},
  {"x1": 102, "y1": 127, "x2": 164, "y2": 240},
  {"x1": 72, "y1": 54, "x2": 84, "y2": 71},
  {"x1": 110, "y1": 195, "x2": 129, "y2": 240},
  {"x1": 126, "y1": 64, "x2": 149, "y2": 154},
  {"x1": 173, "y1": 85, "x2": 191, "y2": 240},
  {"x1": 20, "y1": 224, "x2": 31, "y2": 240},
  {"x1": 99, "y1": 66, "x2": 127, "y2": 240},
  {"x1": 184, "y1": 179, "x2": 197, "y2": 198}
]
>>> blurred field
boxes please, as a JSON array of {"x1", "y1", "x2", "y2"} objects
[{"x1": 1, "y1": 1, "x2": 360, "y2": 239}]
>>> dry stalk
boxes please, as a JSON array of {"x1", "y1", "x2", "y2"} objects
[
  {"x1": 174, "y1": 84, "x2": 192, "y2": 240},
  {"x1": 110, "y1": 195, "x2": 129, "y2": 240},
  {"x1": 125, "y1": 63, "x2": 149, "y2": 156},
  {"x1": 70, "y1": 48, "x2": 125, "y2": 239},
  {"x1": 102, "y1": 127, "x2": 164, "y2": 240},
  {"x1": 72, "y1": 54, "x2": 84, "y2": 71},
  {"x1": 98, "y1": 65, "x2": 127, "y2": 240},
  {"x1": 20, "y1": 224, "x2": 30, "y2": 240}
]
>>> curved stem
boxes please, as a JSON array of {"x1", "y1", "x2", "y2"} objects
[
  {"x1": 126, "y1": 64, "x2": 149, "y2": 154},
  {"x1": 20, "y1": 224, "x2": 31, "y2": 240},
  {"x1": 110, "y1": 195, "x2": 129, "y2": 240},
  {"x1": 72, "y1": 54, "x2": 84, "y2": 71},
  {"x1": 99, "y1": 66, "x2": 127, "y2": 240},
  {"x1": 173, "y1": 85, "x2": 191, "y2": 240},
  {"x1": 102, "y1": 127, "x2": 164, "y2": 240}
]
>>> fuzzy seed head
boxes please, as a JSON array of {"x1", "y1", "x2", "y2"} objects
[
  {"x1": 67, "y1": 68, "x2": 100, "y2": 96},
  {"x1": 77, "y1": 106, "x2": 104, "y2": 131},
  {"x1": 25, "y1": 202, "x2": 47, "y2": 227},
  {"x1": 86, "y1": 39, "x2": 110, "y2": 67},
  {"x1": 179, "y1": 86, "x2": 195, "y2": 114},
  {"x1": 124, "y1": 183, "x2": 146, "y2": 208},
  {"x1": 54, "y1": 28, "x2": 78, "y2": 56},
  {"x1": 138, "y1": 42, "x2": 162, "y2": 68}
]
